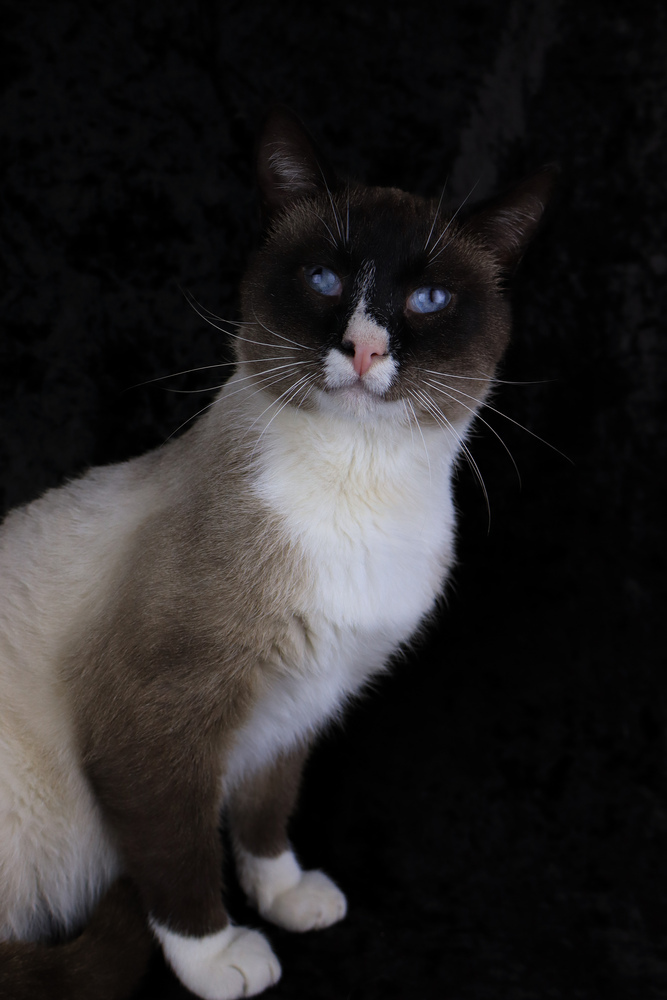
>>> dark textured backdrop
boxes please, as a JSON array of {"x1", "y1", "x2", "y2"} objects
[{"x1": 1, "y1": 1, "x2": 666, "y2": 997}]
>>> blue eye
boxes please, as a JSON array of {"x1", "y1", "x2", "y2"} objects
[
  {"x1": 303, "y1": 265, "x2": 342, "y2": 297},
  {"x1": 407, "y1": 286, "x2": 451, "y2": 314}
]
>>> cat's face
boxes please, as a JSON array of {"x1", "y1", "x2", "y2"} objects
[{"x1": 237, "y1": 109, "x2": 555, "y2": 431}]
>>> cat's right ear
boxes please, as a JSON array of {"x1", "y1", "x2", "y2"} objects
[{"x1": 256, "y1": 107, "x2": 337, "y2": 221}]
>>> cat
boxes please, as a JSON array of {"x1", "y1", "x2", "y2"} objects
[{"x1": 0, "y1": 107, "x2": 555, "y2": 1000}]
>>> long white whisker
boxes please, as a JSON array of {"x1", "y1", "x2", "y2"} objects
[
  {"x1": 428, "y1": 179, "x2": 480, "y2": 261},
  {"x1": 421, "y1": 379, "x2": 521, "y2": 486},
  {"x1": 424, "y1": 179, "x2": 448, "y2": 253},
  {"x1": 164, "y1": 397, "x2": 221, "y2": 442},
  {"x1": 410, "y1": 386, "x2": 491, "y2": 528},
  {"x1": 317, "y1": 165, "x2": 344, "y2": 243},
  {"x1": 406, "y1": 397, "x2": 431, "y2": 485},
  {"x1": 162, "y1": 364, "x2": 311, "y2": 439},
  {"x1": 423, "y1": 378, "x2": 571, "y2": 463},
  {"x1": 168, "y1": 360, "x2": 314, "y2": 395},
  {"x1": 182, "y1": 293, "x2": 291, "y2": 350},
  {"x1": 402, "y1": 399, "x2": 416, "y2": 449},
  {"x1": 249, "y1": 373, "x2": 317, "y2": 457},
  {"x1": 130, "y1": 356, "x2": 302, "y2": 391},
  {"x1": 415, "y1": 366, "x2": 553, "y2": 387},
  {"x1": 310, "y1": 210, "x2": 338, "y2": 250},
  {"x1": 250, "y1": 311, "x2": 317, "y2": 351}
]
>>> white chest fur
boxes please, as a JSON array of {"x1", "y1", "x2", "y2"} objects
[{"x1": 225, "y1": 398, "x2": 461, "y2": 787}]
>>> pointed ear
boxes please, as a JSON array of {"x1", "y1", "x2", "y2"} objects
[
  {"x1": 464, "y1": 165, "x2": 559, "y2": 271},
  {"x1": 256, "y1": 106, "x2": 337, "y2": 219}
]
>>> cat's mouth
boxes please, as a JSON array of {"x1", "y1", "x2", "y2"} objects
[{"x1": 322, "y1": 347, "x2": 398, "y2": 398}]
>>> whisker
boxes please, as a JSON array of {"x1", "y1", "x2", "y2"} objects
[
  {"x1": 421, "y1": 379, "x2": 521, "y2": 486},
  {"x1": 423, "y1": 378, "x2": 572, "y2": 463},
  {"x1": 129, "y1": 355, "x2": 305, "y2": 391},
  {"x1": 250, "y1": 311, "x2": 316, "y2": 351},
  {"x1": 428, "y1": 178, "x2": 480, "y2": 262},
  {"x1": 402, "y1": 399, "x2": 416, "y2": 449},
  {"x1": 164, "y1": 396, "x2": 222, "y2": 443},
  {"x1": 423, "y1": 178, "x2": 448, "y2": 253},
  {"x1": 308, "y1": 208, "x2": 338, "y2": 250},
  {"x1": 249, "y1": 372, "x2": 317, "y2": 458},
  {"x1": 410, "y1": 386, "x2": 491, "y2": 528},
  {"x1": 414, "y1": 366, "x2": 549, "y2": 386},
  {"x1": 317, "y1": 164, "x2": 344, "y2": 244},
  {"x1": 406, "y1": 397, "x2": 431, "y2": 485}
]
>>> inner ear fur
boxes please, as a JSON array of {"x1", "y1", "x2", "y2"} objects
[
  {"x1": 256, "y1": 106, "x2": 338, "y2": 220},
  {"x1": 464, "y1": 165, "x2": 559, "y2": 271}
]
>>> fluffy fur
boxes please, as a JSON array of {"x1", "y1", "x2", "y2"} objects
[{"x1": 0, "y1": 107, "x2": 555, "y2": 998}]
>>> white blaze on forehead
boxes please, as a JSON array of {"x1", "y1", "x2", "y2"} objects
[{"x1": 345, "y1": 298, "x2": 389, "y2": 355}]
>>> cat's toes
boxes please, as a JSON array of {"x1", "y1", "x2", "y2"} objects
[
  {"x1": 152, "y1": 921, "x2": 281, "y2": 1000},
  {"x1": 237, "y1": 848, "x2": 347, "y2": 933},
  {"x1": 260, "y1": 869, "x2": 348, "y2": 932}
]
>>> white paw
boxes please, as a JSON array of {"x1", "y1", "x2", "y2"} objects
[
  {"x1": 151, "y1": 921, "x2": 281, "y2": 1000},
  {"x1": 237, "y1": 848, "x2": 347, "y2": 933},
  {"x1": 261, "y1": 869, "x2": 348, "y2": 932}
]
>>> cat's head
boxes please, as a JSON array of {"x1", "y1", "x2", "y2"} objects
[{"x1": 238, "y1": 107, "x2": 556, "y2": 430}]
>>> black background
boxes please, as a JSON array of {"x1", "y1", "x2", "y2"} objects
[{"x1": 1, "y1": 1, "x2": 666, "y2": 997}]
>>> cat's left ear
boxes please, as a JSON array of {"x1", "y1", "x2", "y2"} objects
[
  {"x1": 256, "y1": 106, "x2": 338, "y2": 220},
  {"x1": 464, "y1": 165, "x2": 559, "y2": 272}
]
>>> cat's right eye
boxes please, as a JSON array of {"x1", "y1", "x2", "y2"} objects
[{"x1": 303, "y1": 265, "x2": 342, "y2": 297}]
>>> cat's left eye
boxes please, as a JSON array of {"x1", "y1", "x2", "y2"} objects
[
  {"x1": 406, "y1": 286, "x2": 452, "y2": 314},
  {"x1": 303, "y1": 265, "x2": 342, "y2": 297}
]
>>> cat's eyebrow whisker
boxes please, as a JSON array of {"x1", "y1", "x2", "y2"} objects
[
  {"x1": 427, "y1": 178, "x2": 480, "y2": 263},
  {"x1": 424, "y1": 377, "x2": 572, "y2": 463},
  {"x1": 318, "y1": 168, "x2": 345, "y2": 245},
  {"x1": 423, "y1": 179, "x2": 448, "y2": 253},
  {"x1": 309, "y1": 210, "x2": 338, "y2": 250},
  {"x1": 421, "y1": 378, "x2": 521, "y2": 487}
]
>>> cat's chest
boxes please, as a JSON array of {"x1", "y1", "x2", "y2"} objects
[
  {"x1": 251, "y1": 407, "x2": 457, "y2": 636},
  {"x1": 224, "y1": 407, "x2": 459, "y2": 788}
]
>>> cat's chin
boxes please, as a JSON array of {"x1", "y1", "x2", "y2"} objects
[{"x1": 313, "y1": 384, "x2": 406, "y2": 423}]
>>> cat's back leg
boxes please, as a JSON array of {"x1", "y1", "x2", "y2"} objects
[{"x1": 0, "y1": 707, "x2": 118, "y2": 941}]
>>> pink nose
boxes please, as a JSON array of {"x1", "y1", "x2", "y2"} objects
[{"x1": 344, "y1": 338, "x2": 388, "y2": 377}]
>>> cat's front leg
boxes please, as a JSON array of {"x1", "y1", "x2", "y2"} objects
[
  {"x1": 84, "y1": 720, "x2": 280, "y2": 1000},
  {"x1": 229, "y1": 747, "x2": 347, "y2": 932}
]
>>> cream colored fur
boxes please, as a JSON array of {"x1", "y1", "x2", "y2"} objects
[{"x1": 0, "y1": 366, "x2": 466, "y2": 993}]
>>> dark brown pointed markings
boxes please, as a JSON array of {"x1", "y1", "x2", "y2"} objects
[{"x1": 228, "y1": 746, "x2": 310, "y2": 860}]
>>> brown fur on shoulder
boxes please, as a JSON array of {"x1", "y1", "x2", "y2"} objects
[{"x1": 0, "y1": 880, "x2": 154, "y2": 1000}]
